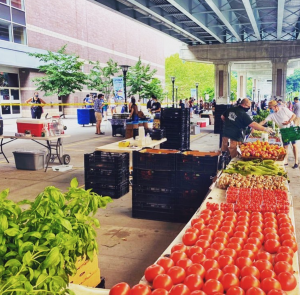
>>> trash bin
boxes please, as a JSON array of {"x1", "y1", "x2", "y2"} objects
[
  {"x1": 13, "y1": 150, "x2": 46, "y2": 170},
  {"x1": 77, "y1": 109, "x2": 95, "y2": 126}
]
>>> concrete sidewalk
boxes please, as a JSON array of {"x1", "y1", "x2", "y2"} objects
[{"x1": 0, "y1": 117, "x2": 299, "y2": 289}]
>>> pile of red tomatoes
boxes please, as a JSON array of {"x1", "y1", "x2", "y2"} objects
[{"x1": 109, "y1": 209, "x2": 298, "y2": 295}]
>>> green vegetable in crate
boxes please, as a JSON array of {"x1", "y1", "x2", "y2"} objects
[
  {"x1": 224, "y1": 160, "x2": 287, "y2": 178},
  {"x1": 0, "y1": 178, "x2": 112, "y2": 295}
]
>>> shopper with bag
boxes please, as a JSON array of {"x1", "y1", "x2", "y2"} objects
[{"x1": 25, "y1": 92, "x2": 46, "y2": 119}]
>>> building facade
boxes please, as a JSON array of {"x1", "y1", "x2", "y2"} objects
[{"x1": 0, "y1": 0, "x2": 172, "y2": 118}]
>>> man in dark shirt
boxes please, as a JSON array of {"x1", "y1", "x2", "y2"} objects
[
  {"x1": 147, "y1": 95, "x2": 154, "y2": 111},
  {"x1": 151, "y1": 96, "x2": 161, "y2": 113},
  {"x1": 221, "y1": 98, "x2": 272, "y2": 158}
]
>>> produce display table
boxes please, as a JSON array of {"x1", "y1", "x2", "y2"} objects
[
  {"x1": 0, "y1": 134, "x2": 71, "y2": 172},
  {"x1": 139, "y1": 159, "x2": 300, "y2": 295},
  {"x1": 95, "y1": 137, "x2": 167, "y2": 169}
]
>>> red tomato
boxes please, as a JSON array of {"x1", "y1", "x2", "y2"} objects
[
  {"x1": 214, "y1": 237, "x2": 228, "y2": 246},
  {"x1": 274, "y1": 252, "x2": 293, "y2": 265},
  {"x1": 263, "y1": 228, "x2": 277, "y2": 235},
  {"x1": 264, "y1": 222, "x2": 277, "y2": 230},
  {"x1": 238, "y1": 216, "x2": 250, "y2": 223},
  {"x1": 214, "y1": 231, "x2": 229, "y2": 240},
  {"x1": 256, "y1": 252, "x2": 273, "y2": 263},
  {"x1": 201, "y1": 259, "x2": 219, "y2": 271},
  {"x1": 187, "y1": 246, "x2": 203, "y2": 258},
  {"x1": 249, "y1": 232, "x2": 264, "y2": 243},
  {"x1": 226, "y1": 211, "x2": 237, "y2": 217},
  {"x1": 207, "y1": 224, "x2": 219, "y2": 232},
  {"x1": 250, "y1": 220, "x2": 264, "y2": 228},
  {"x1": 278, "y1": 227, "x2": 293, "y2": 237},
  {"x1": 267, "y1": 290, "x2": 287, "y2": 295},
  {"x1": 190, "y1": 253, "x2": 206, "y2": 265},
  {"x1": 260, "y1": 269, "x2": 276, "y2": 281},
  {"x1": 264, "y1": 212, "x2": 276, "y2": 219},
  {"x1": 280, "y1": 233, "x2": 296, "y2": 243},
  {"x1": 227, "y1": 286, "x2": 245, "y2": 295},
  {"x1": 277, "y1": 217, "x2": 290, "y2": 225},
  {"x1": 240, "y1": 266, "x2": 260, "y2": 280},
  {"x1": 246, "y1": 237, "x2": 261, "y2": 248},
  {"x1": 221, "y1": 273, "x2": 240, "y2": 291},
  {"x1": 227, "y1": 242, "x2": 242, "y2": 253},
  {"x1": 277, "y1": 246, "x2": 294, "y2": 256},
  {"x1": 169, "y1": 284, "x2": 190, "y2": 295},
  {"x1": 184, "y1": 274, "x2": 203, "y2": 291},
  {"x1": 157, "y1": 257, "x2": 175, "y2": 272},
  {"x1": 279, "y1": 223, "x2": 293, "y2": 231},
  {"x1": 243, "y1": 243, "x2": 259, "y2": 254},
  {"x1": 221, "y1": 248, "x2": 238, "y2": 260},
  {"x1": 186, "y1": 263, "x2": 206, "y2": 278},
  {"x1": 276, "y1": 272, "x2": 297, "y2": 291},
  {"x1": 238, "y1": 221, "x2": 250, "y2": 227},
  {"x1": 201, "y1": 228, "x2": 214, "y2": 237},
  {"x1": 230, "y1": 237, "x2": 245, "y2": 246},
  {"x1": 167, "y1": 266, "x2": 186, "y2": 285},
  {"x1": 210, "y1": 242, "x2": 225, "y2": 252},
  {"x1": 234, "y1": 231, "x2": 248, "y2": 241},
  {"x1": 186, "y1": 228, "x2": 200, "y2": 237},
  {"x1": 223, "y1": 264, "x2": 240, "y2": 277},
  {"x1": 236, "y1": 257, "x2": 253, "y2": 269},
  {"x1": 273, "y1": 261, "x2": 293, "y2": 275},
  {"x1": 263, "y1": 217, "x2": 276, "y2": 224},
  {"x1": 202, "y1": 279, "x2": 224, "y2": 295},
  {"x1": 193, "y1": 222, "x2": 205, "y2": 232},
  {"x1": 213, "y1": 210, "x2": 225, "y2": 217},
  {"x1": 217, "y1": 255, "x2": 234, "y2": 269},
  {"x1": 191, "y1": 217, "x2": 204, "y2": 226},
  {"x1": 253, "y1": 260, "x2": 273, "y2": 273},
  {"x1": 260, "y1": 278, "x2": 281, "y2": 293},
  {"x1": 222, "y1": 221, "x2": 235, "y2": 228},
  {"x1": 245, "y1": 287, "x2": 266, "y2": 295},
  {"x1": 220, "y1": 226, "x2": 234, "y2": 237},
  {"x1": 151, "y1": 289, "x2": 169, "y2": 295},
  {"x1": 281, "y1": 239, "x2": 298, "y2": 252},
  {"x1": 224, "y1": 216, "x2": 237, "y2": 224},
  {"x1": 109, "y1": 282, "x2": 131, "y2": 295},
  {"x1": 235, "y1": 226, "x2": 250, "y2": 235},
  {"x1": 264, "y1": 239, "x2": 281, "y2": 254},
  {"x1": 190, "y1": 291, "x2": 207, "y2": 295},
  {"x1": 251, "y1": 216, "x2": 263, "y2": 222},
  {"x1": 205, "y1": 248, "x2": 220, "y2": 260},
  {"x1": 144, "y1": 264, "x2": 165, "y2": 282},
  {"x1": 250, "y1": 226, "x2": 263, "y2": 233},
  {"x1": 182, "y1": 232, "x2": 198, "y2": 246},
  {"x1": 176, "y1": 258, "x2": 193, "y2": 270},
  {"x1": 239, "y1": 249, "x2": 255, "y2": 261},
  {"x1": 209, "y1": 218, "x2": 221, "y2": 227},
  {"x1": 198, "y1": 234, "x2": 213, "y2": 243},
  {"x1": 240, "y1": 211, "x2": 251, "y2": 217},
  {"x1": 240, "y1": 275, "x2": 260, "y2": 292},
  {"x1": 265, "y1": 233, "x2": 280, "y2": 242},
  {"x1": 205, "y1": 268, "x2": 223, "y2": 281},
  {"x1": 171, "y1": 243, "x2": 188, "y2": 254},
  {"x1": 170, "y1": 251, "x2": 188, "y2": 264},
  {"x1": 129, "y1": 284, "x2": 151, "y2": 295},
  {"x1": 199, "y1": 213, "x2": 210, "y2": 225},
  {"x1": 153, "y1": 274, "x2": 173, "y2": 291},
  {"x1": 195, "y1": 239, "x2": 210, "y2": 250}
]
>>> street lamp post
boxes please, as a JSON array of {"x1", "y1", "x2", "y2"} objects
[
  {"x1": 196, "y1": 83, "x2": 199, "y2": 107},
  {"x1": 175, "y1": 86, "x2": 178, "y2": 107},
  {"x1": 257, "y1": 89, "x2": 260, "y2": 103},
  {"x1": 171, "y1": 76, "x2": 175, "y2": 108},
  {"x1": 252, "y1": 87, "x2": 255, "y2": 101},
  {"x1": 120, "y1": 65, "x2": 130, "y2": 112}
]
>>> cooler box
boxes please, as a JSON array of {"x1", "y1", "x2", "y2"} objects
[
  {"x1": 13, "y1": 150, "x2": 46, "y2": 170},
  {"x1": 197, "y1": 121, "x2": 207, "y2": 128},
  {"x1": 198, "y1": 118, "x2": 210, "y2": 126},
  {"x1": 17, "y1": 119, "x2": 48, "y2": 137}
]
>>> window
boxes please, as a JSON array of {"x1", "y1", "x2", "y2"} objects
[
  {"x1": 0, "y1": 4, "x2": 10, "y2": 21},
  {"x1": 13, "y1": 24, "x2": 25, "y2": 44},
  {"x1": 0, "y1": 0, "x2": 9, "y2": 4},
  {"x1": 0, "y1": 20, "x2": 11, "y2": 42},
  {"x1": 11, "y1": 89, "x2": 19, "y2": 100},
  {"x1": 12, "y1": 105, "x2": 20, "y2": 114},
  {"x1": 11, "y1": 0, "x2": 23, "y2": 10},
  {"x1": 12, "y1": 8, "x2": 25, "y2": 25}
]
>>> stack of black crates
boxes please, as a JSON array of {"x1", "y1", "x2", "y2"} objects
[
  {"x1": 160, "y1": 108, "x2": 190, "y2": 150},
  {"x1": 84, "y1": 151, "x2": 129, "y2": 199},
  {"x1": 132, "y1": 149, "x2": 219, "y2": 223},
  {"x1": 214, "y1": 104, "x2": 232, "y2": 134}
]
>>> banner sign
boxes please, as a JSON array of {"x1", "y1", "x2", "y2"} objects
[
  {"x1": 113, "y1": 77, "x2": 124, "y2": 100},
  {"x1": 190, "y1": 88, "x2": 196, "y2": 98}
]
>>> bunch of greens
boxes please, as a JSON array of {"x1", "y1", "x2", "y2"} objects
[
  {"x1": 0, "y1": 178, "x2": 112, "y2": 295},
  {"x1": 252, "y1": 110, "x2": 273, "y2": 127}
]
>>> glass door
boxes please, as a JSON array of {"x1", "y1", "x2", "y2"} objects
[{"x1": 0, "y1": 88, "x2": 21, "y2": 117}]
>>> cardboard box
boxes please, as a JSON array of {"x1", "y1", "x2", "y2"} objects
[
  {"x1": 81, "y1": 268, "x2": 101, "y2": 288},
  {"x1": 191, "y1": 125, "x2": 200, "y2": 135}
]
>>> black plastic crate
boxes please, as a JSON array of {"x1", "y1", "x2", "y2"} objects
[
  {"x1": 161, "y1": 108, "x2": 190, "y2": 119},
  {"x1": 161, "y1": 142, "x2": 190, "y2": 151},
  {"x1": 148, "y1": 128, "x2": 166, "y2": 140},
  {"x1": 133, "y1": 149, "x2": 178, "y2": 171},
  {"x1": 132, "y1": 169, "x2": 176, "y2": 187},
  {"x1": 112, "y1": 125, "x2": 125, "y2": 137},
  {"x1": 176, "y1": 171, "x2": 214, "y2": 189},
  {"x1": 174, "y1": 206, "x2": 199, "y2": 223},
  {"x1": 85, "y1": 167, "x2": 129, "y2": 185},
  {"x1": 84, "y1": 151, "x2": 129, "y2": 170},
  {"x1": 85, "y1": 180, "x2": 129, "y2": 199},
  {"x1": 176, "y1": 152, "x2": 219, "y2": 173},
  {"x1": 176, "y1": 188, "x2": 206, "y2": 205},
  {"x1": 132, "y1": 208, "x2": 176, "y2": 222}
]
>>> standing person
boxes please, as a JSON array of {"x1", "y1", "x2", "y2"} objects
[
  {"x1": 137, "y1": 98, "x2": 142, "y2": 111},
  {"x1": 261, "y1": 98, "x2": 267, "y2": 110},
  {"x1": 189, "y1": 97, "x2": 194, "y2": 118},
  {"x1": 84, "y1": 94, "x2": 93, "y2": 108},
  {"x1": 25, "y1": 92, "x2": 46, "y2": 119},
  {"x1": 236, "y1": 98, "x2": 241, "y2": 106},
  {"x1": 147, "y1": 96, "x2": 153, "y2": 112},
  {"x1": 185, "y1": 98, "x2": 189, "y2": 108},
  {"x1": 102, "y1": 98, "x2": 108, "y2": 121},
  {"x1": 179, "y1": 99, "x2": 185, "y2": 109},
  {"x1": 251, "y1": 100, "x2": 255, "y2": 112},
  {"x1": 151, "y1": 96, "x2": 161, "y2": 113},
  {"x1": 259, "y1": 100, "x2": 298, "y2": 168},
  {"x1": 94, "y1": 94, "x2": 104, "y2": 135},
  {"x1": 109, "y1": 95, "x2": 116, "y2": 115},
  {"x1": 293, "y1": 97, "x2": 300, "y2": 126},
  {"x1": 128, "y1": 97, "x2": 139, "y2": 121},
  {"x1": 221, "y1": 98, "x2": 273, "y2": 158}
]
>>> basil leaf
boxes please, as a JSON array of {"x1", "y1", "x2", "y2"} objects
[
  {"x1": 41, "y1": 247, "x2": 60, "y2": 269},
  {"x1": 4, "y1": 259, "x2": 21, "y2": 268},
  {"x1": 0, "y1": 214, "x2": 8, "y2": 232},
  {"x1": 4, "y1": 228, "x2": 19, "y2": 236}
]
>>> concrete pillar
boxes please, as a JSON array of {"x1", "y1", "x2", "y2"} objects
[
  {"x1": 271, "y1": 58, "x2": 288, "y2": 101},
  {"x1": 214, "y1": 62, "x2": 231, "y2": 102},
  {"x1": 237, "y1": 71, "x2": 247, "y2": 99}
]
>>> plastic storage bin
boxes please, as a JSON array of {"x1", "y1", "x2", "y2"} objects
[{"x1": 13, "y1": 150, "x2": 46, "y2": 170}]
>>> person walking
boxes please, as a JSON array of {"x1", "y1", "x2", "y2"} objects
[
  {"x1": 259, "y1": 100, "x2": 298, "y2": 168},
  {"x1": 94, "y1": 94, "x2": 104, "y2": 135},
  {"x1": 221, "y1": 98, "x2": 273, "y2": 158},
  {"x1": 25, "y1": 92, "x2": 46, "y2": 119},
  {"x1": 151, "y1": 96, "x2": 161, "y2": 113},
  {"x1": 109, "y1": 95, "x2": 117, "y2": 115},
  {"x1": 292, "y1": 97, "x2": 300, "y2": 126}
]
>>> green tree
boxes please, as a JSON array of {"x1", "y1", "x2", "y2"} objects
[
  {"x1": 87, "y1": 59, "x2": 119, "y2": 97},
  {"x1": 29, "y1": 45, "x2": 86, "y2": 99},
  {"x1": 231, "y1": 72, "x2": 237, "y2": 101},
  {"x1": 247, "y1": 77, "x2": 253, "y2": 98},
  {"x1": 286, "y1": 69, "x2": 300, "y2": 93},
  {"x1": 127, "y1": 57, "x2": 157, "y2": 99},
  {"x1": 143, "y1": 78, "x2": 164, "y2": 101}
]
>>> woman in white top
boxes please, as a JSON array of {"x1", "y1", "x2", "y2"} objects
[{"x1": 109, "y1": 96, "x2": 116, "y2": 115}]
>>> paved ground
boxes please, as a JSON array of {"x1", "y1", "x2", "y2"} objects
[{"x1": 0, "y1": 115, "x2": 299, "y2": 288}]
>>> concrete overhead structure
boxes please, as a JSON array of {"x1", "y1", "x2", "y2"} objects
[{"x1": 180, "y1": 41, "x2": 300, "y2": 102}]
